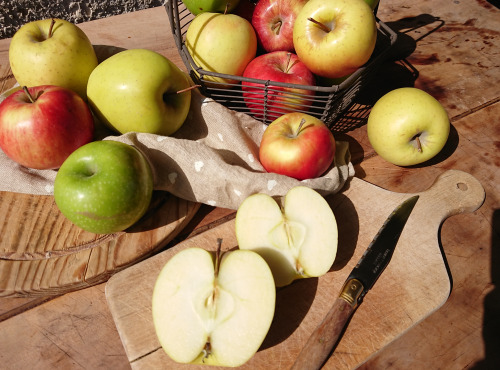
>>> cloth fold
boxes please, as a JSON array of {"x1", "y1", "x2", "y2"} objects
[{"x1": 0, "y1": 86, "x2": 354, "y2": 210}]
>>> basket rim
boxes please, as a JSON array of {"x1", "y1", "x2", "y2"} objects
[{"x1": 165, "y1": 0, "x2": 398, "y2": 94}]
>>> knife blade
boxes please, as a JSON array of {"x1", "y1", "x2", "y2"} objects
[{"x1": 291, "y1": 195, "x2": 419, "y2": 370}]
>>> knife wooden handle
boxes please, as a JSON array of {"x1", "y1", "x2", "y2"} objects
[{"x1": 291, "y1": 297, "x2": 355, "y2": 370}]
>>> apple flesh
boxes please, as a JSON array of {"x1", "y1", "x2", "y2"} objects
[
  {"x1": 152, "y1": 245, "x2": 276, "y2": 367},
  {"x1": 242, "y1": 51, "x2": 316, "y2": 120},
  {"x1": 236, "y1": 186, "x2": 338, "y2": 287},
  {"x1": 0, "y1": 85, "x2": 94, "y2": 170},
  {"x1": 293, "y1": 0, "x2": 377, "y2": 78},
  {"x1": 87, "y1": 48, "x2": 192, "y2": 136},
  {"x1": 367, "y1": 87, "x2": 450, "y2": 166},
  {"x1": 186, "y1": 12, "x2": 257, "y2": 86},
  {"x1": 54, "y1": 140, "x2": 153, "y2": 234},
  {"x1": 259, "y1": 112, "x2": 336, "y2": 180},
  {"x1": 9, "y1": 18, "x2": 98, "y2": 99},
  {"x1": 251, "y1": 0, "x2": 309, "y2": 53}
]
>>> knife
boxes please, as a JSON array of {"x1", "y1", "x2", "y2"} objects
[{"x1": 291, "y1": 195, "x2": 419, "y2": 370}]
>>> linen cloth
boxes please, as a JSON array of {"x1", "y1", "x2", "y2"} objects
[{"x1": 0, "y1": 86, "x2": 354, "y2": 210}]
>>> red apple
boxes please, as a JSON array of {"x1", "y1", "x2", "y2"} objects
[
  {"x1": 252, "y1": 0, "x2": 309, "y2": 53},
  {"x1": 259, "y1": 112, "x2": 336, "y2": 180},
  {"x1": 242, "y1": 51, "x2": 315, "y2": 121},
  {"x1": 0, "y1": 85, "x2": 94, "y2": 170}
]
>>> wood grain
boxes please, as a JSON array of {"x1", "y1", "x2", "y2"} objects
[
  {"x1": 105, "y1": 170, "x2": 484, "y2": 369},
  {"x1": 291, "y1": 298, "x2": 356, "y2": 370},
  {"x1": 0, "y1": 7, "x2": 201, "y2": 298},
  {"x1": 0, "y1": 191, "x2": 200, "y2": 297},
  {"x1": 0, "y1": 1, "x2": 498, "y2": 368}
]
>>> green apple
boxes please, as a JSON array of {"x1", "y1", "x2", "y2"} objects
[
  {"x1": 186, "y1": 12, "x2": 257, "y2": 86},
  {"x1": 182, "y1": 0, "x2": 240, "y2": 15},
  {"x1": 54, "y1": 140, "x2": 154, "y2": 234},
  {"x1": 235, "y1": 186, "x2": 338, "y2": 287},
  {"x1": 9, "y1": 18, "x2": 98, "y2": 99},
  {"x1": 87, "y1": 48, "x2": 191, "y2": 136},
  {"x1": 293, "y1": 0, "x2": 377, "y2": 79},
  {"x1": 367, "y1": 87, "x2": 450, "y2": 166},
  {"x1": 152, "y1": 246, "x2": 275, "y2": 367},
  {"x1": 364, "y1": 0, "x2": 380, "y2": 9}
]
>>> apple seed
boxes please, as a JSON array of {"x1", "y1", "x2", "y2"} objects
[{"x1": 202, "y1": 341, "x2": 212, "y2": 362}]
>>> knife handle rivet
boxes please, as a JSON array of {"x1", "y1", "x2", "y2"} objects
[{"x1": 339, "y1": 279, "x2": 364, "y2": 307}]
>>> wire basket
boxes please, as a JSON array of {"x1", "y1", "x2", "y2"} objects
[{"x1": 165, "y1": 0, "x2": 398, "y2": 131}]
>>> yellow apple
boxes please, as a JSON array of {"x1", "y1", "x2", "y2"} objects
[
  {"x1": 367, "y1": 87, "x2": 450, "y2": 166},
  {"x1": 293, "y1": 0, "x2": 377, "y2": 78},
  {"x1": 186, "y1": 12, "x2": 257, "y2": 86},
  {"x1": 87, "y1": 49, "x2": 191, "y2": 136},
  {"x1": 9, "y1": 18, "x2": 98, "y2": 99}
]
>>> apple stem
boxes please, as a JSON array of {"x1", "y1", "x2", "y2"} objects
[
  {"x1": 176, "y1": 84, "x2": 201, "y2": 94},
  {"x1": 295, "y1": 118, "x2": 306, "y2": 137},
  {"x1": 307, "y1": 17, "x2": 331, "y2": 33},
  {"x1": 415, "y1": 136, "x2": 422, "y2": 152},
  {"x1": 48, "y1": 18, "x2": 56, "y2": 38},
  {"x1": 22, "y1": 86, "x2": 36, "y2": 103},
  {"x1": 271, "y1": 20, "x2": 282, "y2": 35},
  {"x1": 214, "y1": 238, "x2": 223, "y2": 279},
  {"x1": 284, "y1": 53, "x2": 298, "y2": 73},
  {"x1": 224, "y1": 2, "x2": 229, "y2": 14}
]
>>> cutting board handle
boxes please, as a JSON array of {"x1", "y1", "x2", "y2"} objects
[{"x1": 417, "y1": 169, "x2": 485, "y2": 220}]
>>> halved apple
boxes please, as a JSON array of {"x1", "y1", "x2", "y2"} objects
[
  {"x1": 235, "y1": 186, "x2": 338, "y2": 287},
  {"x1": 152, "y1": 245, "x2": 276, "y2": 367}
]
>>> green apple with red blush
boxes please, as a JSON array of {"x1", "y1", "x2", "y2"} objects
[
  {"x1": 259, "y1": 112, "x2": 336, "y2": 180},
  {"x1": 0, "y1": 85, "x2": 94, "y2": 170}
]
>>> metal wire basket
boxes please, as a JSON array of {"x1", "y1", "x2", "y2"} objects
[{"x1": 165, "y1": 0, "x2": 398, "y2": 131}]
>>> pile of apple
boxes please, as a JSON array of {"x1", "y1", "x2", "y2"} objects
[
  {"x1": 183, "y1": 0, "x2": 380, "y2": 119},
  {"x1": 182, "y1": 0, "x2": 451, "y2": 168},
  {"x1": 0, "y1": 18, "x2": 194, "y2": 234},
  {"x1": 0, "y1": 7, "x2": 452, "y2": 369}
]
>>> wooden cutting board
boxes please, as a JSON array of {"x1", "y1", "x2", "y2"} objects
[
  {"x1": 105, "y1": 169, "x2": 484, "y2": 369},
  {"x1": 0, "y1": 191, "x2": 200, "y2": 297}
]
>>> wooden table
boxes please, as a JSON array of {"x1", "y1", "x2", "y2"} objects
[{"x1": 1, "y1": 1, "x2": 499, "y2": 368}]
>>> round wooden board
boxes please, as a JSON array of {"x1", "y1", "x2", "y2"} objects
[{"x1": 0, "y1": 190, "x2": 200, "y2": 297}]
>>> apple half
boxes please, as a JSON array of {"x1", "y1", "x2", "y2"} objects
[
  {"x1": 152, "y1": 246, "x2": 275, "y2": 367},
  {"x1": 235, "y1": 186, "x2": 338, "y2": 287}
]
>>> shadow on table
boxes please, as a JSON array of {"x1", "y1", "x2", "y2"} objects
[
  {"x1": 487, "y1": 0, "x2": 500, "y2": 9},
  {"x1": 472, "y1": 209, "x2": 500, "y2": 369},
  {"x1": 330, "y1": 13, "x2": 446, "y2": 134}
]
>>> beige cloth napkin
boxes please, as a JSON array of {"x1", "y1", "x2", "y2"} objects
[{"x1": 0, "y1": 86, "x2": 354, "y2": 210}]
